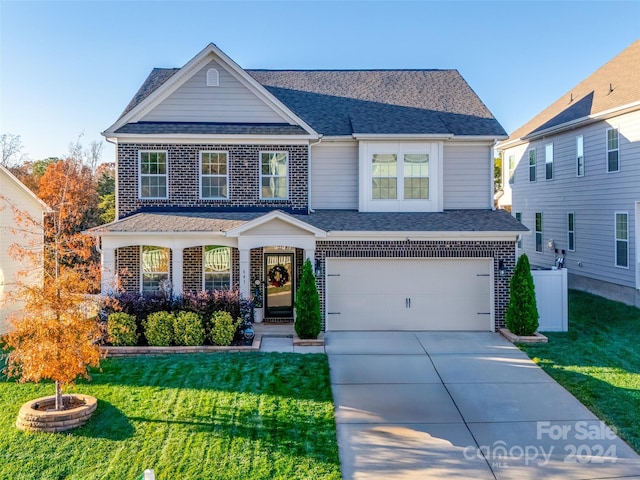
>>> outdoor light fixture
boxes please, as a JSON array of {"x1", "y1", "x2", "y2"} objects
[
  {"x1": 315, "y1": 259, "x2": 322, "y2": 277},
  {"x1": 499, "y1": 260, "x2": 506, "y2": 277}
]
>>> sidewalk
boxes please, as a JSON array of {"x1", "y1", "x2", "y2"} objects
[{"x1": 252, "y1": 323, "x2": 325, "y2": 353}]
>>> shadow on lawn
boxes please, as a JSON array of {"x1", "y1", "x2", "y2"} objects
[{"x1": 73, "y1": 399, "x2": 135, "y2": 440}]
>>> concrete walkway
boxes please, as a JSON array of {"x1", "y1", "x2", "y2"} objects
[
  {"x1": 253, "y1": 323, "x2": 325, "y2": 354},
  {"x1": 326, "y1": 331, "x2": 640, "y2": 479}
]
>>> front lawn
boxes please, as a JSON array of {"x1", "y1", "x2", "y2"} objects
[
  {"x1": 519, "y1": 289, "x2": 640, "y2": 453},
  {"x1": 0, "y1": 353, "x2": 340, "y2": 480}
]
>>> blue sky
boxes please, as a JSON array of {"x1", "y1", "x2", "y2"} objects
[{"x1": 1, "y1": 0, "x2": 639, "y2": 163}]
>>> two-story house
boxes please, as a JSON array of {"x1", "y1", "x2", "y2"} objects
[
  {"x1": 91, "y1": 43, "x2": 525, "y2": 331},
  {"x1": 498, "y1": 39, "x2": 640, "y2": 306}
]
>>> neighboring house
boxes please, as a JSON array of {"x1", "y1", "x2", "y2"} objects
[
  {"x1": 497, "y1": 39, "x2": 640, "y2": 306},
  {"x1": 90, "y1": 43, "x2": 526, "y2": 332},
  {"x1": 0, "y1": 165, "x2": 49, "y2": 334}
]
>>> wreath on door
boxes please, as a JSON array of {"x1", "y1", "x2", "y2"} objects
[{"x1": 268, "y1": 265, "x2": 290, "y2": 287}]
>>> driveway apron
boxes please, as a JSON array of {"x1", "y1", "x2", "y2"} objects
[{"x1": 327, "y1": 331, "x2": 640, "y2": 479}]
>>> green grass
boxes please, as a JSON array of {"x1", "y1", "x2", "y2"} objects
[
  {"x1": 0, "y1": 353, "x2": 340, "y2": 480},
  {"x1": 519, "y1": 289, "x2": 640, "y2": 452}
]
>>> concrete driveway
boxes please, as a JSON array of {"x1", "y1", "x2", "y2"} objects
[{"x1": 326, "y1": 331, "x2": 640, "y2": 479}]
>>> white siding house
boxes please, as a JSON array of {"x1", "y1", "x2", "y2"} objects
[{"x1": 498, "y1": 39, "x2": 640, "y2": 306}]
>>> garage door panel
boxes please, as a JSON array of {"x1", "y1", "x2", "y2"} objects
[{"x1": 326, "y1": 258, "x2": 492, "y2": 331}]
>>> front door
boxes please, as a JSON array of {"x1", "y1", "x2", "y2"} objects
[{"x1": 265, "y1": 253, "x2": 294, "y2": 317}]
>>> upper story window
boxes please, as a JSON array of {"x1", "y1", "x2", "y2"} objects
[
  {"x1": 206, "y1": 68, "x2": 219, "y2": 87},
  {"x1": 607, "y1": 128, "x2": 619, "y2": 172},
  {"x1": 204, "y1": 246, "x2": 231, "y2": 290},
  {"x1": 576, "y1": 135, "x2": 584, "y2": 177},
  {"x1": 372, "y1": 154, "x2": 397, "y2": 199},
  {"x1": 139, "y1": 151, "x2": 168, "y2": 199},
  {"x1": 260, "y1": 152, "x2": 288, "y2": 200},
  {"x1": 403, "y1": 154, "x2": 429, "y2": 199},
  {"x1": 568, "y1": 212, "x2": 575, "y2": 251},
  {"x1": 528, "y1": 148, "x2": 536, "y2": 182},
  {"x1": 200, "y1": 151, "x2": 228, "y2": 199},
  {"x1": 545, "y1": 144, "x2": 553, "y2": 180},
  {"x1": 535, "y1": 212, "x2": 543, "y2": 253},
  {"x1": 615, "y1": 212, "x2": 628, "y2": 268},
  {"x1": 141, "y1": 246, "x2": 170, "y2": 293},
  {"x1": 508, "y1": 154, "x2": 515, "y2": 184}
]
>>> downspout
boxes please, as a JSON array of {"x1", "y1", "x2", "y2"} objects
[{"x1": 307, "y1": 136, "x2": 323, "y2": 213}]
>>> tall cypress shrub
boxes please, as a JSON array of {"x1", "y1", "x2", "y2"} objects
[
  {"x1": 294, "y1": 259, "x2": 322, "y2": 339},
  {"x1": 505, "y1": 253, "x2": 539, "y2": 336}
]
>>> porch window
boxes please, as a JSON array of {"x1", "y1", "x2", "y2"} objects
[
  {"x1": 141, "y1": 246, "x2": 170, "y2": 292},
  {"x1": 260, "y1": 152, "x2": 288, "y2": 199},
  {"x1": 139, "y1": 151, "x2": 167, "y2": 199},
  {"x1": 200, "y1": 151, "x2": 228, "y2": 199},
  {"x1": 529, "y1": 149, "x2": 536, "y2": 182},
  {"x1": 607, "y1": 128, "x2": 619, "y2": 172},
  {"x1": 535, "y1": 212, "x2": 543, "y2": 253},
  {"x1": 204, "y1": 246, "x2": 231, "y2": 290},
  {"x1": 615, "y1": 212, "x2": 628, "y2": 268}
]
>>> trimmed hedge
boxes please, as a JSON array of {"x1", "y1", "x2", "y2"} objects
[
  {"x1": 209, "y1": 311, "x2": 239, "y2": 346},
  {"x1": 143, "y1": 311, "x2": 175, "y2": 346},
  {"x1": 107, "y1": 312, "x2": 138, "y2": 346},
  {"x1": 174, "y1": 311, "x2": 205, "y2": 346}
]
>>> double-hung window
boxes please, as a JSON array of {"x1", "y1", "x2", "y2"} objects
[
  {"x1": 615, "y1": 212, "x2": 628, "y2": 268},
  {"x1": 200, "y1": 151, "x2": 228, "y2": 199},
  {"x1": 141, "y1": 246, "x2": 170, "y2": 293},
  {"x1": 260, "y1": 152, "x2": 288, "y2": 199},
  {"x1": 545, "y1": 144, "x2": 553, "y2": 180},
  {"x1": 529, "y1": 149, "x2": 536, "y2": 182},
  {"x1": 403, "y1": 154, "x2": 429, "y2": 199},
  {"x1": 607, "y1": 128, "x2": 619, "y2": 172},
  {"x1": 568, "y1": 213, "x2": 575, "y2": 251},
  {"x1": 576, "y1": 136, "x2": 584, "y2": 177},
  {"x1": 140, "y1": 151, "x2": 168, "y2": 199},
  {"x1": 535, "y1": 212, "x2": 543, "y2": 253},
  {"x1": 204, "y1": 246, "x2": 231, "y2": 290},
  {"x1": 372, "y1": 154, "x2": 397, "y2": 199}
]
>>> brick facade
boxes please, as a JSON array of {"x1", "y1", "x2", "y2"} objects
[{"x1": 117, "y1": 143, "x2": 308, "y2": 218}]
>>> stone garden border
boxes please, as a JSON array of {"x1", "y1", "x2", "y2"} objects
[
  {"x1": 16, "y1": 394, "x2": 97, "y2": 433},
  {"x1": 101, "y1": 334, "x2": 262, "y2": 357}
]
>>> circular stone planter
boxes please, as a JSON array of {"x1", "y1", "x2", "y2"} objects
[{"x1": 16, "y1": 394, "x2": 97, "y2": 433}]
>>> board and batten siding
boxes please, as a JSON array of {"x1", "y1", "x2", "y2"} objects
[
  {"x1": 443, "y1": 143, "x2": 493, "y2": 209},
  {"x1": 310, "y1": 142, "x2": 358, "y2": 210},
  {"x1": 141, "y1": 59, "x2": 287, "y2": 124},
  {"x1": 508, "y1": 109, "x2": 640, "y2": 289}
]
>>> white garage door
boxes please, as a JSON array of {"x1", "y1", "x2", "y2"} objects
[{"x1": 326, "y1": 258, "x2": 493, "y2": 331}]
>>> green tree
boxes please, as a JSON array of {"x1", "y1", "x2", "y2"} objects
[
  {"x1": 494, "y1": 155, "x2": 503, "y2": 194},
  {"x1": 294, "y1": 259, "x2": 322, "y2": 339},
  {"x1": 505, "y1": 254, "x2": 539, "y2": 336}
]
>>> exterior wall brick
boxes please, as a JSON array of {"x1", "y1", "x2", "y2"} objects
[{"x1": 117, "y1": 143, "x2": 308, "y2": 218}]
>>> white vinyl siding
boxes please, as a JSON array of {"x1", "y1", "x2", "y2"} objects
[
  {"x1": 567, "y1": 212, "x2": 575, "y2": 252},
  {"x1": 607, "y1": 127, "x2": 620, "y2": 172},
  {"x1": 545, "y1": 144, "x2": 553, "y2": 180},
  {"x1": 139, "y1": 151, "x2": 168, "y2": 199},
  {"x1": 141, "y1": 59, "x2": 286, "y2": 124},
  {"x1": 443, "y1": 144, "x2": 492, "y2": 209},
  {"x1": 310, "y1": 142, "x2": 358, "y2": 209},
  {"x1": 576, "y1": 135, "x2": 584, "y2": 177},
  {"x1": 615, "y1": 212, "x2": 628, "y2": 268},
  {"x1": 529, "y1": 148, "x2": 536, "y2": 182},
  {"x1": 200, "y1": 151, "x2": 228, "y2": 199},
  {"x1": 260, "y1": 152, "x2": 288, "y2": 200}
]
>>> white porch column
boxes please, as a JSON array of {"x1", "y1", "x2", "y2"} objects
[
  {"x1": 101, "y1": 246, "x2": 116, "y2": 295},
  {"x1": 239, "y1": 248, "x2": 250, "y2": 299},
  {"x1": 304, "y1": 248, "x2": 315, "y2": 264},
  {"x1": 172, "y1": 247, "x2": 184, "y2": 296}
]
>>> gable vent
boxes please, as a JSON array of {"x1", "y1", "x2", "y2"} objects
[{"x1": 206, "y1": 68, "x2": 219, "y2": 87}]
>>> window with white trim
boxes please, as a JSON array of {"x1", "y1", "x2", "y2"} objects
[
  {"x1": 568, "y1": 212, "x2": 575, "y2": 251},
  {"x1": 206, "y1": 68, "x2": 219, "y2": 87},
  {"x1": 372, "y1": 153, "x2": 397, "y2": 199},
  {"x1": 529, "y1": 149, "x2": 536, "y2": 182},
  {"x1": 615, "y1": 212, "x2": 628, "y2": 268},
  {"x1": 200, "y1": 151, "x2": 228, "y2": 199},
  {"x1": 141, "y1": 246, "x2": 170, "y2": 293},
  {"x1": 576, "y1": 135, "x2": 584, "y2": 177},
  {"x1": 607, "y1": 128, "x2": 619, "y2": 172},
  {"x1": 140, "y1": 151, "x2": 167, "y2": 199},
  {"x1": 515, "y1": 212, "x2": 523, "y2": 249},
  {"x1": 260, "y1": 152, "x2": 288, "y2": 199},
  {"x1": 204, "y1": 246, "x2": 231, "y2": 290},
  {"x1": 535, "y1": 212, "x2": 543, "y2": 253},
  {"x1": 508, "y1": 154, "x2": 515, "y2": 184},
  {"x1": 545, "y1": 144, "x2": 553, "y2": 180}
]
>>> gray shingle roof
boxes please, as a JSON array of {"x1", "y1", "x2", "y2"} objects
[
  {"x1": 116, "y1": 66, "x2": 506, "y2": 137},
  {"x1": 114, "y1": 122, "x2": 308, "y2": 135},
  {"x1": 90, "y1": 209, "x2": 527, "y2": 234}
]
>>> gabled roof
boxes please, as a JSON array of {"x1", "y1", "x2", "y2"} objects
[
  {"x1": 500, "y1": 39, "x2": 640, "y2": 148},
  {"x1": 108, "y1": 44, "x2": 506, "y2": 138}
]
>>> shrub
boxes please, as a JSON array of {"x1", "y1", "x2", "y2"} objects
[
  {"x1": 107, "y1": 312, "x2": 139, "y2": 346},
  {"x1": 294, "y1": 259, "x2": 322, "y2": 339},
  {"x1": 209, "y1": 311, "x2": 240, "y2": 346},
  {"x1": 505, "y1": 254, "x2": 539, "y2": 336},
  {"x1": 143, "y1": 311, "x2": 175, "y2": 346},
  {"x1": 174, "y1": 311, "x2": 205, "y2": 346}
]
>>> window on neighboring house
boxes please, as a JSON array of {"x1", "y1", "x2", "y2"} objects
[
  {"x1": 545, "y1": 144, "x2": 553, "y2": 180},
  {"x1": 200, "y1": 151, "x2": 228, "y2": 199},
  {"x1": 141, "y1": 246, "x2": 170, "y2": 293},
  {"x1": 140, "y1": 151, "x2": 168, "y2": 199},
  {"x1": 607, "y1": 128, "x2": 619, "y2": 172},
  {"x1": 260, "y1": 152, "x2": 288, "y2": 199},
  {"x1": 372, "y1": 154, "x2": 397, "y2": 199},
  {"x1": 403, "y1": 153, "x2": 429, "y2": 199},
  {"x1": 204, "y1": 246, "x2": 231, "y2": 290},
  {"x1": 515, "y1": 212, "x2": 522, "y2": 249},
  {"x1": 576, "y1": 135, "x2": 584, "y2": 177},
  {"x1": 206, "y1": 68, "x2": 219, "y2": 87},
  {"x1": 508, "y1": 154, "x2": 515, "y2": 184},
  {"x1": 615, "y1": 212, "x2": 628, "y2": 268},
  {"x1": 568, "y1": 212, "x2": 575, "y2": 251},
  {"x1": 535, "y1": 212, "x2": 543, "y2": 253},
  {"x1": 529, "y1": 149, "x2": 536, "y2": 182}
]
